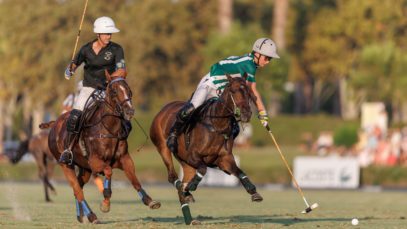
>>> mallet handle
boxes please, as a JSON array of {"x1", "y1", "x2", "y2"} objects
[{"x1": 70, "y1": 0, "x2": 89, "y2": 70}]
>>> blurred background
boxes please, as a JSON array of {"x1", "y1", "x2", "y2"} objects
[{"x1": 1, "y1": 0, "x2": 407, "y2": 188}]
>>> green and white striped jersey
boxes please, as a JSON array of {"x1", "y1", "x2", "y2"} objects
[{"x1": 208, "y1": 53, "x2": 257, "y2": 91}]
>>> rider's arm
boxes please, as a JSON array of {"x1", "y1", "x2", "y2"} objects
[
  {"x1": 111, "y1": 46, "x2": 127, "y2": 78},
  {"x1": 248, "y1": 82, "x2": 266, "y2": 113},
  {"x1": 248, "y1": 81, "x2": 269, "y2": 127},
  {"x1": 71, "y1": 45, "x2": 87, "y2": 71}
]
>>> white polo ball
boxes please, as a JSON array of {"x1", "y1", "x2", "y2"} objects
[{"x1": 351, "y1": 218, "x2": 359, "y2": 225}]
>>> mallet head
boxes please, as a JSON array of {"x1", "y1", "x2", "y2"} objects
[{"x1": 301, "y1": 203, "x2": 319, "y2": 214}]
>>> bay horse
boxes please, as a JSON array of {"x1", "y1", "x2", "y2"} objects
[
  {"x1": 46, "y1": 72, "x2": 160, "y2": 223},
  {"x1": 11, "y1": 130, "x2": 57, "y2": 202},
  {"x1": 150, "y1": 74, "x2": 262, "y2": 225}
]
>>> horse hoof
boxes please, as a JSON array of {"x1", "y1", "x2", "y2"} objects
[
  {"x1": 251, "y1": 192, "x2": 263, "y2": 202},
  {"x1": 87, "y1": 213, "x2": 98, "y2": 223},
  {"x1": 100, "y1": 201, "x2": 110, "y2": 213},
  {"x1": 77, "y1": 216, "x2": 84, "y2": 223},
  {"x1": 148, "y1": 201, "x2": 161, "y2": 209},
  {"x1": 190, "y1": 220, "x2": 201, "y2": 225}
]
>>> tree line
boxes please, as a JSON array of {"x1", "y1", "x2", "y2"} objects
[{"x1": 0, "y1": 0, "x2": 407, "y2": 147}]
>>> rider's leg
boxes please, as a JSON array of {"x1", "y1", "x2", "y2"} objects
[
  {"x1": 166, "y1": 76, "x2": 218, "y2": 153},
  {"x1": 166, "y1": 102, "x2": 195, "y2": 153},
  {"x1": 58, "y1": 86, "x2": 95, "y2": 165},
  {"x1": 59, "y1": 109, "x2": 82, "y2": 165},
  {"x1": 167, "y1": 76, "x2": 214, "y2": 153}
]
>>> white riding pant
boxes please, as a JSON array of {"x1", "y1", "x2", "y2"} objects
[
  {"x1": 190, "y1": 74, "x2": 219, "y2": 108},
  {"x1": 73, "y1": 86, "x2": 105, "y2": 111}
]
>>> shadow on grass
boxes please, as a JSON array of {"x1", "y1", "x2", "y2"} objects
[
  {"x1": 103, "y1": 214, "x2": 351, "y2": 226},
  {"x1": 102, "y1": 216, "x2": 185, "y2": 225}
]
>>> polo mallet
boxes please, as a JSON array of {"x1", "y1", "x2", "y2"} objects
[
  {"x1": 69, "y1": 0, "x2": 89, "y2": 72},
  {"x1": 265, "y1": 125, "x2": 319, "y2": 214}
]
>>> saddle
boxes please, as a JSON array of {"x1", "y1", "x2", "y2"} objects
[{"x1": 183, "y1": 98, "x2": 240, "y2": 150}]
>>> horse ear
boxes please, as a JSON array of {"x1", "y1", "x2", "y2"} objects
[
  {"x1": 226, "y1": 74, "x2": 232, "y2": 82},
  {"x1": 105, "y1": 69, "x2": 113, "y2": 82},
  {"x1": 243, "y1": 72, "x2": 248, "y2": 81}
]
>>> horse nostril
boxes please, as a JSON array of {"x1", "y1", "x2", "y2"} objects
[{"x1": 127, "y1": 109, "x2": 135, "y2": 117}]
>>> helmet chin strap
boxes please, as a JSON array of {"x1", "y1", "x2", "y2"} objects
[{"x1": 253, "y1": 53, "x2": 261, "y2": 67}]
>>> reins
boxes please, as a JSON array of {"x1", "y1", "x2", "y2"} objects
[
  {"x1": 199, "y1": 81, "x2": 250, "y2": 135},
  {"x1": 82, "y1": 78, "x2": 132, "y2": 140}
]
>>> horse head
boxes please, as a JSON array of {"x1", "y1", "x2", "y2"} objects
[
  {"x1": 10, "y1": 139, "x2": 29, "y2": 164},
  {"x1": 221, "y1": 73, "x2": 256, "y2": 123},
  {"x1": 105, "y1": 70, "x2": 135, "y2": 121}
]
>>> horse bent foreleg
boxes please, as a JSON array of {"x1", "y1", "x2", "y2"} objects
[
  {"x1": 218, "y1": 154, "x2": 263, "y2": 202},
  {"x1": 119, "y1": 153, "x2": 161, "y2": 209},
  {"x1": 185, "y1": 166, "x2": 206, "y2": 192},
  {"x1": 184, "y1": 155, "x2": 207, "y2": 192}
]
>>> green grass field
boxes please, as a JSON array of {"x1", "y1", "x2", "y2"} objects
[
  {"x1": 0, "y1": 146, "x2": 298, "y2": 184},
  {"x1": 0, "y1": 182, "x2": 406, "y2": 228}
]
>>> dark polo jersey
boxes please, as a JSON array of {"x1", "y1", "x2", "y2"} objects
[{"x1": 73, "y1": 39, "x2": 125, "y2": 89}]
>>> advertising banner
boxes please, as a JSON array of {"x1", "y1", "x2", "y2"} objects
[{"x1": 293, "y1": 156, "x2": 360, "y2": 189}]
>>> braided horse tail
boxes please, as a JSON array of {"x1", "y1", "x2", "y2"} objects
[{"x1": 39, "y1": 121, "x2": 55, "y2": 129}]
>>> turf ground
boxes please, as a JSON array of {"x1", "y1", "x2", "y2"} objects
[{"x1": 0, "y1": 182, "x2": 406, "y2": 228}]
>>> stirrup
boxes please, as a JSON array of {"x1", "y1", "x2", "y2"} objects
[{"x1": 59, "y1": 149, "x2": 74, "y2": 165}]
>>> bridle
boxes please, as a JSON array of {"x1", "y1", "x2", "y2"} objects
[
  {"x1": 83, "y1": 78, "x2": 133, "y2": 139},
  {"x1": 207, "y1": 78, "x2": 252, "y2": 122},
  {"x1": 105, "y1": 77, "x2": 133, "y2": 117}
]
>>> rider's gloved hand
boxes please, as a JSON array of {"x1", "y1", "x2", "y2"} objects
[
  {"x1": 258, "y1": 110, "x2": 269, "y2": 127},
  {"x1": 64, "y1": 66, "x2": 74, "y2": 80}
]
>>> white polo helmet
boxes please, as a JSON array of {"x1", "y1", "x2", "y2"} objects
[
  {"x1": 252, "y1": 38, "x2": 280, "y2": 59},
  {"x1": 93, "y1": 16, "x2": 120, "y2": 34}
]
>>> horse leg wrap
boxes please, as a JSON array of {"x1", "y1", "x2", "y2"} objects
[
  {"x1": 174, "y1": 179, "x2": 182, "y2": 190},
  {"x1": 186, "y1": 172, "x2": 203, "y2": 191},
  {"x1": 137, "y1": 189, "x2": 148, "y2": 203},
  {"x1": 181, "y1": 203, "x2": 193, "y2": 225},
  {"x1": 239, "y1": 173, "x2": 256, "y2": 194},
  {"x1": 75, "y1": 198, "x2": 84, "y2": 223},
  {"x1": 80, "y1": 200, "x2": 93, "y2": 217},
  {"x1": 103, "y1": 178, "x2": 112, "y2": 198}
]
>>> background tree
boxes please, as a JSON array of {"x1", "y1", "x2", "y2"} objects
[
  {"x1": 218, "y1": 0, "x2": 233, "y2": 35},
  {"x1": 1, "y1": 0, "x2": 407, "y2": 151}
]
